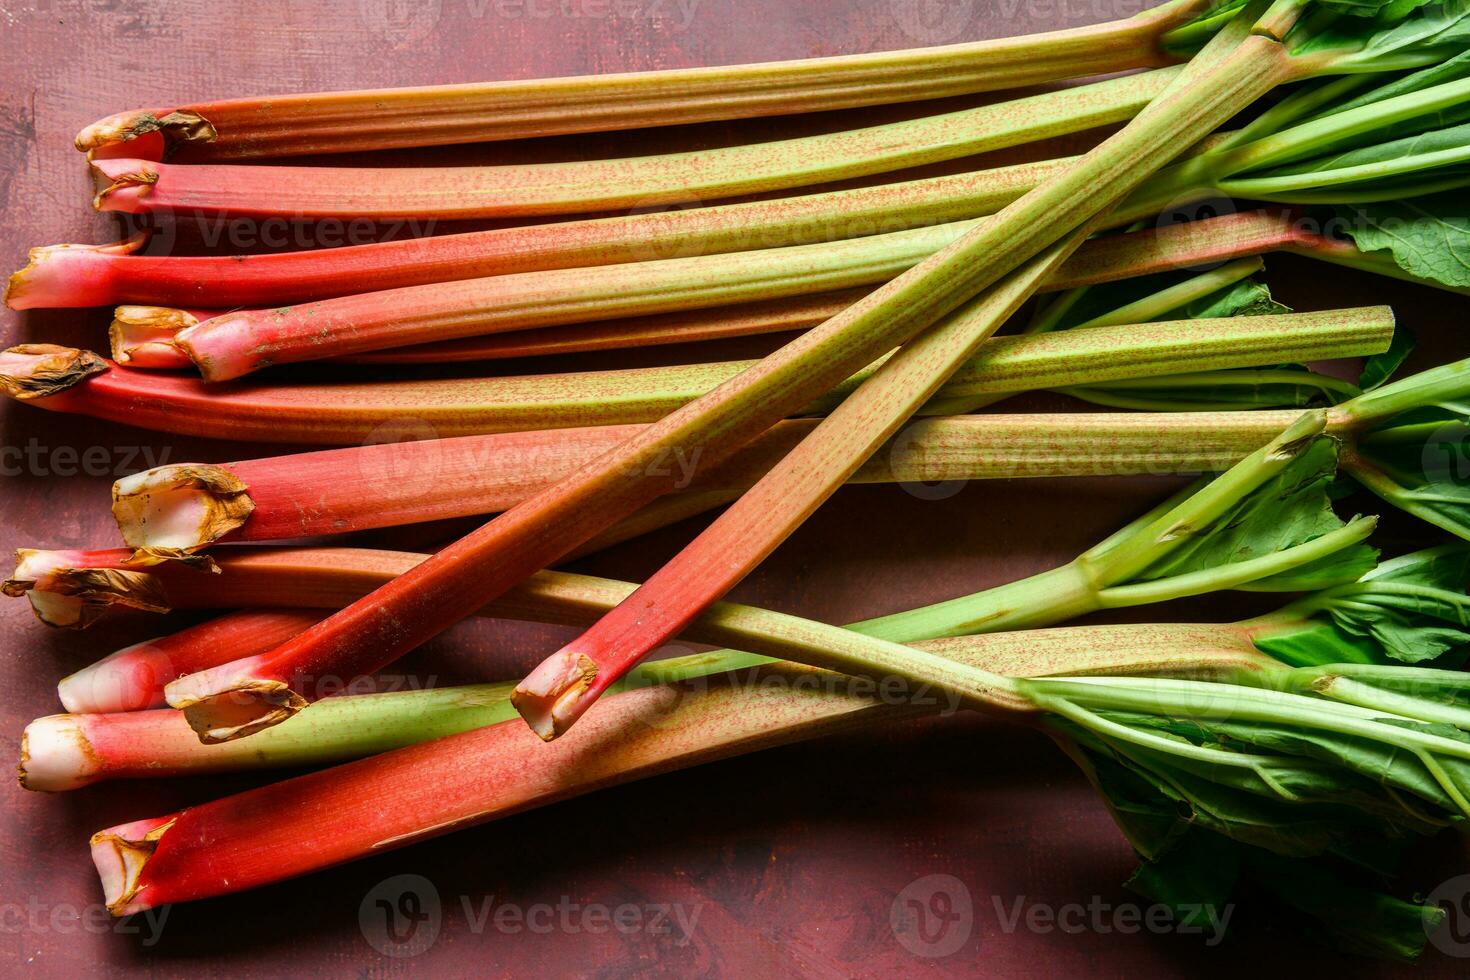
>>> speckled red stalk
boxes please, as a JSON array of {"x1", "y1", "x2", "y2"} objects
[
  {"x1": 105, "y1": 206, "x2": 1334, "y2": 378},
  {"x1": 86, "y1": 70, "x2": 1173, "y2": 221},
  {"x1": 11, "y1": 160, "x2": 1064, "y2": 310},
  {"x1": 56, "y1": 610, "x2": 323, "y2": 714},
  {"x1": 77, "y1": 1, "x2": 1208, "y2": 161},
  {"x1": 511, "y1": 235, "x2": 1094, "y2": 736},
  {"x1": 112, "y1": 408, "x2": 1318, "y2": 555},
  {"x1": 2, "y1": 309, "x2": 1388, "y2": 443}
]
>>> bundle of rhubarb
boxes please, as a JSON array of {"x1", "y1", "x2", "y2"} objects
[{"x1": 6, "y1": 0, "x2": 1470, "y2": 960}]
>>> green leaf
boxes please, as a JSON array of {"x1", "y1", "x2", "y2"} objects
[
  {"x1": 1132, "y1": 439, "x2": 1379, "y2": 590},
  {"x1": 1299, "y1": 0, "x2": 1470, "y2": 63},
  {"x1": 1263, "y1": 546, "x2": 1470, "y2": 664},
  {"x1": 1353, "y1": 403, "x2": 1470, "y2": 538},
  {"x1": 1336, "y1": 192, "x2": 1470, "y2": 287}
]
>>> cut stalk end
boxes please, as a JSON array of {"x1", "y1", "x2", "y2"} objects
[
  {"x1": 0, "y1": 345, "x2": 107, "y2": 401},
  {"x1": 112, "y1": 463, "x2": 255, "y2": 554},
  {"x1": 90, "y1": 159, "x2": 161, "y2": 213},
  {"x1": 4, "y1": 236, "x2": 147, "y2": 310},
  {"x1": 76, "y1": 110, "x2": 215, "y2": 160},
  {"x1": 110, "y1": 307, "x2": 198, "y2": 368},
  {"x1": 59, "y1": 637, "x2": 176, "y2": 713},
  {"x1": 165, "y1": 663, "x2": 306, "y2": 743},
  {"x1": 18, "y1": 715, "x2": 100, "y2": 792},
  {"x1": 511, "y1": 650, "x2": 599, "y2": 741},
  {"x1": 90, "y1": 816, "x2": 176, "y2": 916},
  {"x1": 3, "y1": 548, "x2": 207, "y2": 628}
]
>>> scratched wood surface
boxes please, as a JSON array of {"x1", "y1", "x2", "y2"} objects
[{"x1": 2, "y1": 0, "x2": 1468, "y2": 976}]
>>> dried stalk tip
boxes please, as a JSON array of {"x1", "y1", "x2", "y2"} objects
[
  {"x1": 0, "y1": 345, "x2": 107, "y2": 401},
  {"x1": 18, "y1": 715, "x2": 100, "y2": 792},
  {"x1": 3, "y1": 548, "x2": 213, "y2": 628},
  {"x1": 75, "y1": 110, "x2": 216, "y2": 157},
  {"x1": 90, "y1": 160, "x2": 160, "y2": 211},
  {"x1": 171, "y1": 676, "x2": 308, "y2": 744},
  {"x1": 5, "y1": 236, "x2": 148, "y2": 311},
  {"x1": 110, "y1": 307, "x2": 198, "y2": 367},
  {"x1": 90, "y1": 816, "x2": 176, "y2": 916},
  {"x1": 113, "y1": 463, "x2": 255, "y2": 554},
  {"x1": 511, "y1": 650, "x2": 599, "y2": 741}
]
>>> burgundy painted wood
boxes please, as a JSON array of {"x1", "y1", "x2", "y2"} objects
[{"x1": 1, "y1": 1, "x2": 1466, "y2": 975}]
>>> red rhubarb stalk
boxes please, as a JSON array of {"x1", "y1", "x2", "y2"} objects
[
  {"x1": 10, "y1": 160, "x2": 1065, "y2": 310},
  {"x1": 27, "y1": 621, "x2": 1271, "y2": 791},
  {"x1": 512, "y1": 232, "x2": 1092, "y2": 735},
  {"x1": 56, "y1": 610, "x2": 324, "y2": 713},
  {"x1": 98, "y1": 204, "x2": 1289, "y2": 377},
  {"x1": 76, "y1": 1, "x2": 1211, "y2": 160},
  {"x1": 1, "y1": 309, "x2": 1388, "y2": 443},
  {"x1": 88, "y1": 71, "x2": 1173, "y2": 221}
]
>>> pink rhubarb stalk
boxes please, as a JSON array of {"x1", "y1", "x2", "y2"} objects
[
  {"x1": 76, "y1": 1, "x2": 1207, "y2": 160},
  {"x1": 87, "y1": 71, "x2": 1172, "y2": 220},
  {"x1": 103, "y1": 206, "x2": 1344, "y2": 379},
  {"x1": 57, "y1": 610, "x2": 324, "y2": 713},
  {"x1": 12, "y1": 160, "x2": 1064, "y2": 310},
  {"x1": 1, "y1": 308, "x2": 1387, "y2": 443}
]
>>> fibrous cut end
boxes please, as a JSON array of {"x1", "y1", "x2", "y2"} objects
[
  {"x1": 90, "y1": 815, "x2": 177, "y2": 916},
  {"x1": 90, "y1": 158, "x2": 160, "y2": 212},
  {"x1": 511, "y1": 650, "x2": 600, "y2": 741},
  {"x1": 18, "y1": 715, "x2": 101, "y2": 792},
  {"x1": 75, "y1": 109, "x2": 216, "y2": 160},
  {"x1": 5, "y1": 235, "x2": 147, "y2": 311},
  {"x1": 110, "y1": 307, "x2": 199, "y2": 368},
  {"x1": 165, "y1": 664, "x2": 307, "y2": 743},
  {"x1": 3, "y1": 548, "x2": 208, "y2": 628},
  {"x1": 0, "y1": 345, "x2": 107, "y2": 401},
  {"x1": 113, "y1": 463, "x2": 255, "y2": 555}
]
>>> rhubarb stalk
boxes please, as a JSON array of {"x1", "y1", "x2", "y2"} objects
[
  {"x1": 107, "y1": 354, "x2": 1469, "y2": 557},
  {"x1": 88, "y1": 71, "x2": 1174, "y2": 221},
  {"x1": 0, "y1": 309, "x2": 1388, "y2": 442},
  {"x1": 33, "y1": 541, "x2": 1470, "y2": 787},
  {"x1": 76, "y1": 0, "x2": 1212, "y2": 160}
]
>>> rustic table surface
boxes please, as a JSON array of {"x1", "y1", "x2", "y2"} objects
[{"x1": 2, "y1": 0, "x2": 1467, "y2": 976}]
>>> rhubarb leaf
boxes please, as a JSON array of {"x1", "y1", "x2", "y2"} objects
[
  {"x1": 1353, "y1": 401, "x2": 1470, "y2": 538},
  {"x1": 1335, "y1": 193, "x2": 1470, "y2": 287},
  {"x1": 1130, "y1": 439, "x2": 1379, "y2": 590},
  {"x1": 1259, "y1": 546, "x2": 1470, "y2": 665}
]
